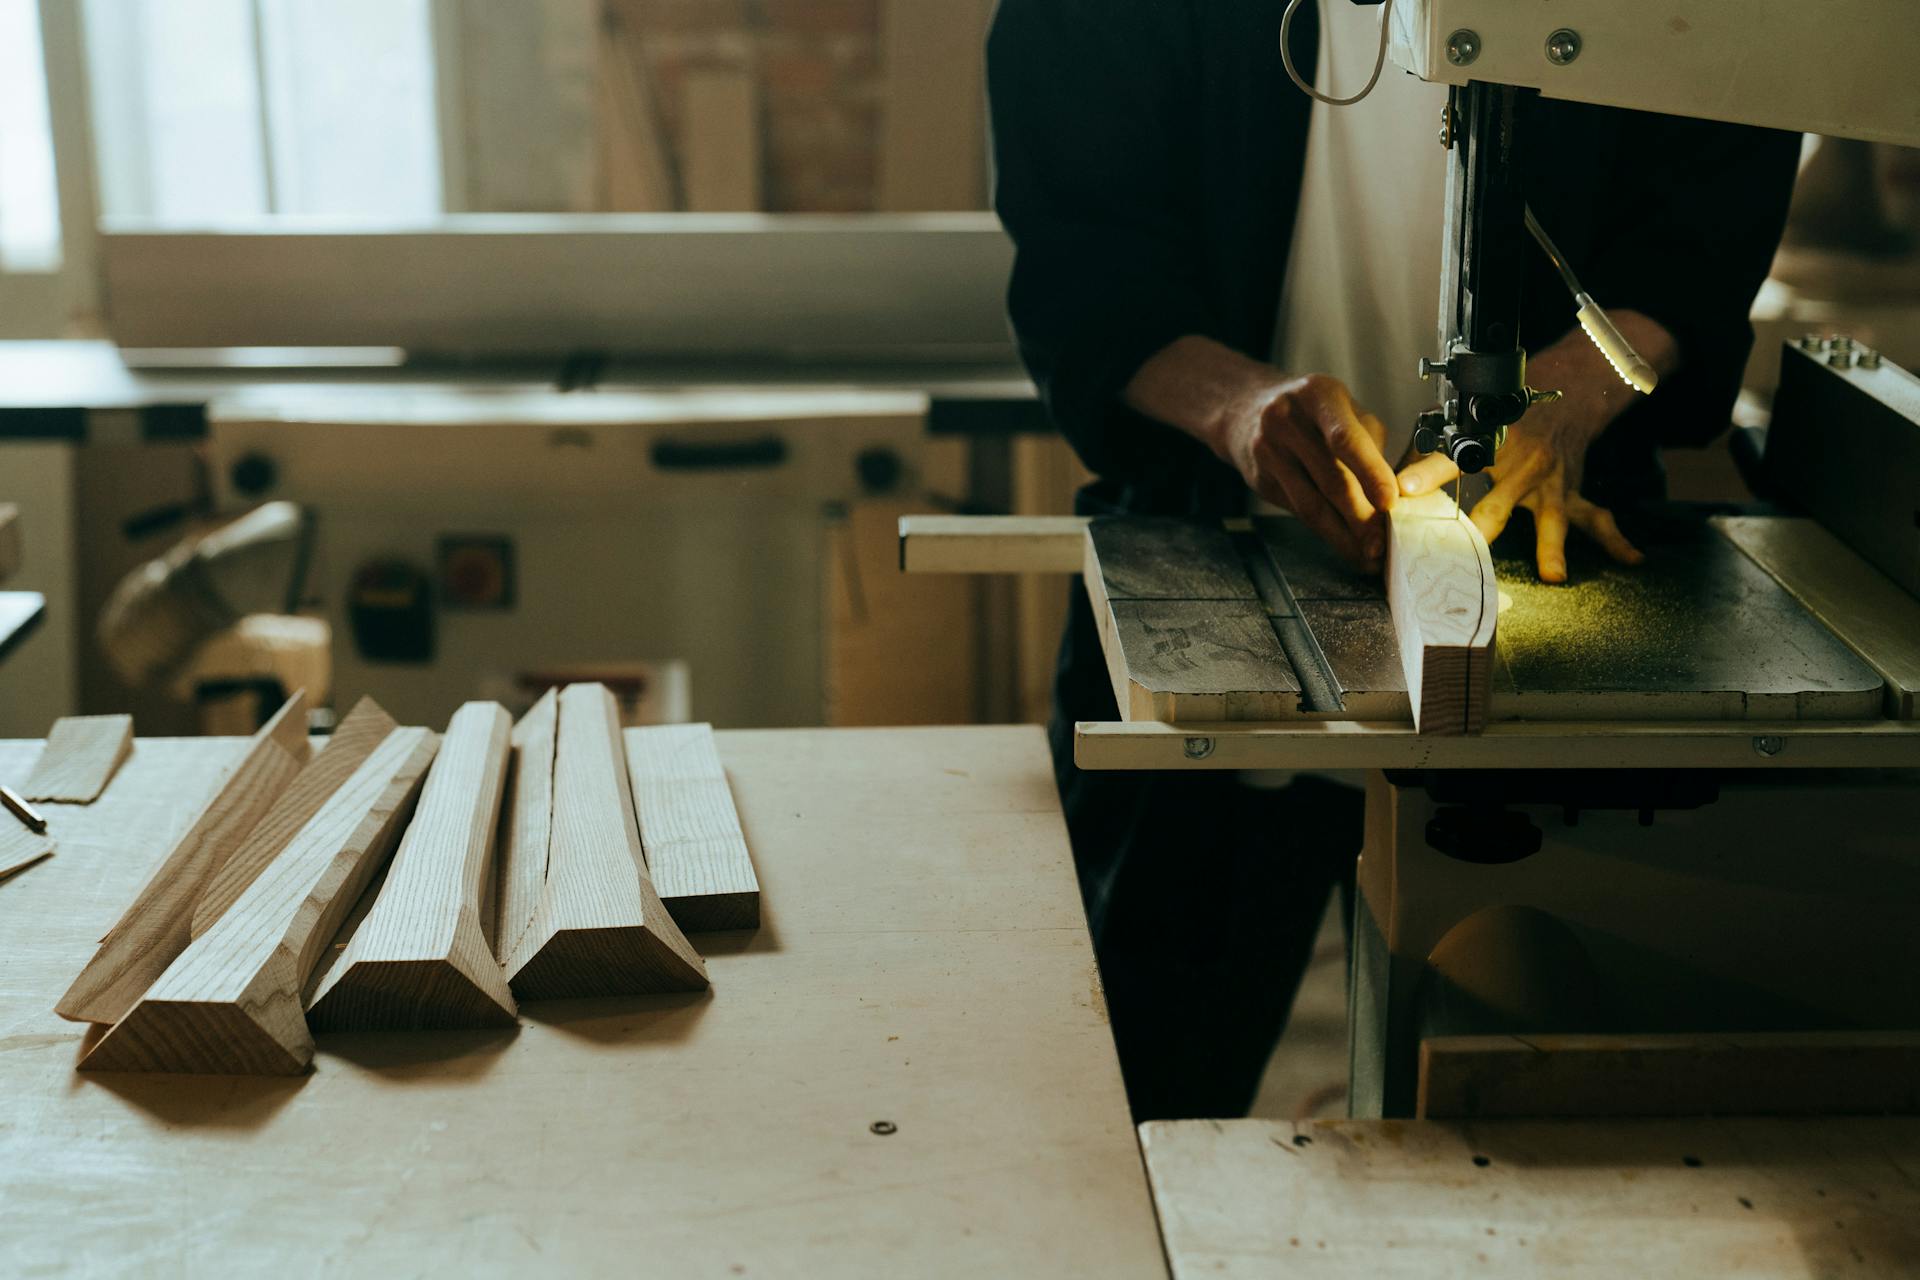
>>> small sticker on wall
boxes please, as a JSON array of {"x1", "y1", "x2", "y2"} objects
[{"x1": 438, "y1": 535, "x2": 515, "y2": 610}]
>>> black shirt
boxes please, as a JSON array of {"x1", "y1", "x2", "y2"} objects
[{"x1": 986, "y1": 0, "x2": 1803, "y2": 517}]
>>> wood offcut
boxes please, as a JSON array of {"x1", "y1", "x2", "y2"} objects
[
  {"x1": 625, "y1": 723, "x2": 759, "y2": 931},
  {"x1": 0, "y1": 824, "x2": 53, "y2": 882},
  {"x1": 22, "y1": 715, "x2": 133, "y2": 803},
  {"x1": 1385, "y1": 492, "x2": 1497, "y2": 734},
  {"x1": 81, "y1": 726, "x2": 437, "y2": 1075},
  {"x1": 55, "y1": 692, "x2": 311, "y2": 1026},
  {"x1": 501, "y1": 683, "x2": 707, "y2": 999},
  {"x1": 308, "y1": 703, "x2": 516, "y2": 1030}
]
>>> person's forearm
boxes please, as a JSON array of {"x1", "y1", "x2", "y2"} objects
[
  {"x1": 1122, "y1": 335, "x2": 1286, "y2": 464},
  {"x1": 1538, "y1": 309, "x2": 1682, "y2": 440}
]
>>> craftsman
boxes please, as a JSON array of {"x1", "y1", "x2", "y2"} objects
[{"x1": 986, "y1": 0, "x2": 1801, "y2": 1119}]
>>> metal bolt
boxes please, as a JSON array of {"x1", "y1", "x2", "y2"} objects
[
  {"x1": 1419, "y1": 356, "x2": 1450, "y2": 381},
  {"x1": 1183, "y1": 736, "x2": 1215, "y2": 761},
  {"x1": 1438, "y1": 105, "x2": 1455, "y2": 148},
  {"x1": 1859, "y1": 348, "x2": 1882, "y2": 369},
  {"x1": 1833, "y1": 334, "x2": 1854, "y2": 350},
  {"x1": 1446, "y1": 29, "x2": 1481, "y2": 66},
  {"x1": 1798, "y1": 334, "x2": 1821, "y2": 351},
  {"x1": 1545, "y1": 28, "x2": 1581, "y2": 65},
  {"x1": 870, "y1": 1120, "x2": 897, "y2": 1135},
  {"x1": 1829, "y1": 349, "x2": 1853, "y2": 369},
  {"x1": 1752, "y1": 735, "x2": 1785, "y2": 758}
]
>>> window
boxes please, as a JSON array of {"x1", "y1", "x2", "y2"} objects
[{"x1": 0, "y1": 0, "x2": 63, "y2": 270}]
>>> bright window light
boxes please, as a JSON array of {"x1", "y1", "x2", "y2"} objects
[{"x1": 0, "y1": 0, "x2": 64, "y2": 271}]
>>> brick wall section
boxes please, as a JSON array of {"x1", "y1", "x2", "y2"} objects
[{"x1": 608, "y1": 0, "x2": 938, "y2": 214}]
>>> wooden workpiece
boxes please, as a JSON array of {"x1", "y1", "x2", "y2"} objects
[
  {"x1": 190, "y1": 698, "x2": 397, "y2": 937},
  {"x1": 22, "y1": 714, "x2": 133, "y2": 803},
  {"x1": 1143, "y1": 1116, "x2": 1920, "y2": 1278},
  {"x1": 495, "y1": 687, "x2": 557, "y2": 963},
  {"x1": 501, "y1": 683, "x2": 706, "y2": 999},
  {"x1": 625, "y1": 723, "x2": 759, "y2": 932},
  {"x1": 1418, "y1": 1032, "x2": 1920, "y2": 1120},
  {"x1": 81, "y1": 727, "x2": 437, "y2": 1074},
  {"x1": 0, "y1": 728, "x2": 1162, "y2": 1275},
  {"x1": 308, "y1": 703, "x2": 514, "y2": 1031},
  {"x1": 1386, "y1": 492, "x2": 1497, "y2": 734},
  {"x1": 55, "y1": 692, "x2": 310, "y2": 1026}
]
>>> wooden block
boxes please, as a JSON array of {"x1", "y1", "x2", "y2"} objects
[
  {"x1": 897, "y1": 515, "x2": 1090, "y2": 575},
  {"x1": 1716, "y1": 515, "x2": 1920, "y2": 719},
  {"x1": 680, "y1": 67, "x2": 761, "y2": 212},
  {"x1": 877, "y1": 0, "x2": 991, "y2": 211},
  {"x1": 625, "y1": 724, "x2": 758, "y2": 932},
  {"x1": 1385, "y1": 492, "x2": 1497, "y2": 735},
  {"x1": 80, "y1": 727, "x2": 438, "y2": 1075},
  {"x1": 22, "y1": 715, "x2": 133, "y2": 803},
  {"x1": 56, "y1": 692, "x2": 311, "y2": 1025},
  {"x1": 308, "y1": 704, "x2": 515, "y2": 1030},
  {"x1": 0, "y1": 824, "x2": 53, "y2": 881},
  {"x1": 0, "y1": 502, "x2": 18, "y2": 582},
  {"x1": 503, "y1": 684, "x2": 707, "y2": 999},
  {"x1": 495, "y1": 688, "x2": 557, "y2": 963},
  {"x1": 190, "y1": 698, "x2": 397, "y2": 938},
  {"x1": 1418, "y1": 1032, "x2": 1920, "y2": 1120}
]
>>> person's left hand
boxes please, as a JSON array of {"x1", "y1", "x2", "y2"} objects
[{"x1": 1394, "y1": 316, "x2": 1673, "y2": 583}]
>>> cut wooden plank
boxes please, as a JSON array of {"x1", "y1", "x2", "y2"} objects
[
  {"x1": 1143, "y1": 1116, "x2": 1920, "y2": 1279},
  {"x1": 496, "y1": 688, "x2": 557, "y2": 962},
  {"x1": 877, "y1": 0, "x2": 991, "y2": 211},
  {"x1": 504, "y1": 684, "x2": 706, "y2": 998},
  {"x1": 308, "y1": 703, "x2": 515, "y2": 1030},
  {"x1": 55, "y1": 692, "x2": 311, "y2": 1025},
  {"x1": 22, "y1": 715, "x2": 133, "y2": 803},
  {"x1": 625, "y1": 723, "x2": 758, "y2": 932},
  {"x1": 81, "y1": 727, "x2": 438, "y2": 1075},
  {"x1": 0, "y1": 824, "x2": 53, "y2": 881},
  {"x1": 1418, "y1": 1032, "x2": 1920, "y2": 1120},
  {"x1": 190, "y1": 697, "x2": 397, "y2": 938},
  {"x1": 1716, "y1": 515, "x2": 1920, "y2": 719},
  {"x1": 0, "y1": 502, "x2": 18, "y2": 581},
  {"x1": 680, "y1": 66, "x2": 760, "y2": 212},
  {"x1": 1385, "y1": 492, "x2": 1496, "y2": 735},
  {"x1": 898, "y1": 515, "x2": 1090, "y2": 575},
  {"x1": 595, "y1": 9, "x2": 676, "y2": 212}
]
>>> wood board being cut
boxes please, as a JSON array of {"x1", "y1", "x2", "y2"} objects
[
  {"x1": 308, "y1": 702, "x2": 516, "y2": 1031},
  {"x1": 500, "y1": 683, "x2": 707, "y2": 999},
  {"x1": 1385, "y1": 492, "x2": 1497, "y2": 735},
  {"x1": 56, "y1": 691, "x2": 310, "y2": 1026}
]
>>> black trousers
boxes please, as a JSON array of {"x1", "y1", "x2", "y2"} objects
[{"x1": 1050, "y1": 583, "x2": 1360, "y2": 1121}]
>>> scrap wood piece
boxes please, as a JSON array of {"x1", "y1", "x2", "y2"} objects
[
  {"x1": 496, "y1": 689, "x2": 557, "y2": 962},
  {"x1": 22, "y1": 715, "x2": 133, "y2": 803},
  {"x1": 56, "y1": 692, "x2": 311, "y2": 1025},
  {"x1": 1385, "y1": 493, "x2": 1497, "y2": 735},
  {"x1": 625, "y1": 723, "x2": 758, "y2": 932},
  {"x1": 81, "y1": 726, "x2": 438, "y2": 1075},
  {"x1": 307, "y1": 703, "x2": 516, "y2": 1030},
  {"x1": 0, "y1": 824, "x2": 54, "y2": 881},
  {"x1": 503, "y1": 684, "x2": 707, "y2": 999},
  {"x1": 190, "y1": 697, "x2": 397, "y2": 938}
]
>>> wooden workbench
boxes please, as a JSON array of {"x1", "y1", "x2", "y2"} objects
[{"x1": 0, "y1": 727, "x2": 1166, "y2": 1278}]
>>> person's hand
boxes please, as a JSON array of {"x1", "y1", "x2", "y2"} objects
[
  {"x1": 1395, "y1": 323, "x2": 1670, "y2": 583},
  {"x1": 1220, "y1": 373, "x2": 1399, "y2": 571}
]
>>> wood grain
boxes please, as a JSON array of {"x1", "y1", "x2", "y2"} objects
[
  {"x1": 22, "y1": 715, "x2": 133, "y2": 803},
  {"x1": 1143, "y1": 1116, "x2": 1920, "y2": 1278},
  {"x1": 680, "y1": 67, "x2": 760, "y2": 212},
  {"x1": 897, "y1": 514, "x2": 1089, "y2": 575},
  {"x1": 308, "y1": 703, "x2": 515, "y2": 1030},
  {"x1": 0, "y1": 824, "x2": 53, "y2": 881},
  {"x1": 56, "y1": 692, "x2": 311, "y2": 1025},
  {"x1": 81, "y1": 727, "x2": 437, "y2": 1075},
  {"x1": 625, "y1": 723, "x2": 758, "y2": 932},
  {"x1": 496, "y1": 688, "x2": 557, "y2": 963},
  {"x1": 191, "y1": 697, "x2": 397, "y2": 938},
  {"x1": 1418, "y1": 1032, "x2": 1920, "y2": 1119},
  {"x1": 504, "y1": 684, "x2": 706, "y2": 998},
  {"x1": 1385, "y1": 493, "x2": 1496, "y2": 735}
]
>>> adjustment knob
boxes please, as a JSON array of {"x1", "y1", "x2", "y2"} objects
[{"x1": 1449, "y1": 435, "x2": 1491, "y2": 476}]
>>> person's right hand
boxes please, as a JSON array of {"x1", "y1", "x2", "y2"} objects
[{"x1": 1220, "y1": 373, "x2": 1399, "y2": 571}]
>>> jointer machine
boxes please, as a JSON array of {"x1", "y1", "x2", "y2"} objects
[{"x1": 906, "y1": 0, "x2": 1920, "y2": 1117}]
